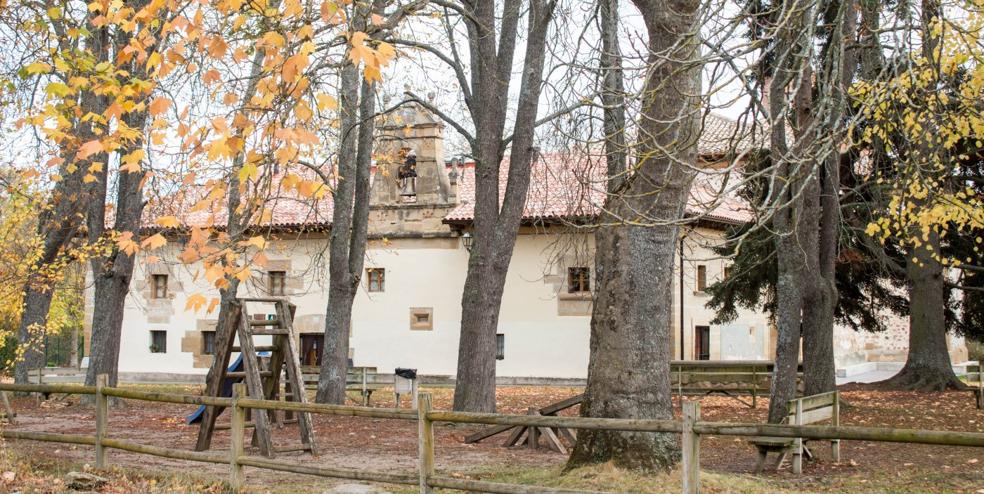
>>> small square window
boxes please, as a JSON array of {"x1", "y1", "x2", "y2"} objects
[
  {"x1": 269, "y1": 271, "x2": 286, "y2": 296},
  {"x1": 367, "y1": 268, "x2": 385, "y2": 292},
  {"x1": 696, "y1": 265, "x2": 707, "y2": 292},
  {"x1": 409, "y1": 307, "x2": 433, "y2": 331},
  {"x1": 151, "y1": 274, "x2": 168, "y2": 299},
  {"x1": 567, "y1": 267, "x2": 590, "y2": 293},
  {"x1": 496, "y1": 334, "x2": 505, "y2": 360},
  {"x1": 202, "y1": 331, "x2": 216, "y2": 355},
  {"x1": 150, "y1": 330, "x2": 167, "y2": 353}
]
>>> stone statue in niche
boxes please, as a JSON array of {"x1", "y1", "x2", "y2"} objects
[{"x1": 398, "y1": 148, "x2": 417, "y2": 198}]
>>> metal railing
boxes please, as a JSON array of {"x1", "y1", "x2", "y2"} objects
[{"x1": 2, "y1": 376, "x2": 984, "y2": 494}]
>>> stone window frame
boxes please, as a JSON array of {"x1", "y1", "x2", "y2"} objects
[
  {"x1": 366, "y1": 268, "x2": 385, "y2": 292},
  {"x1": 566, "y1": 267, "x2": 591, "y2": 294},
  {"x1": 151, "y1": 274, "x2": 168, "y2": 299},
  {"x1": 268, "y1": 270, "x2": 287, "y2": 296},
  {"x1": 409, "y1": 307, "x2": 433, "y2": 331},
  {"x1": 149, "y1": 330, "x2": 167, "y2": 353}
]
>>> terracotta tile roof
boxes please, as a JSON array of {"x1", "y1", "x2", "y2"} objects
[
  {"x1": 443, "y1": 156, "x2": 753, "y2": 225},
  {"x1": 142, "y1": 172, "x2": 334, "y2": 231},
  {"x1": 143, "y1": 113, "x2": 757, "y2": 230},
  {"x1": 445, "y1": 114, "x2": 758, "y2": 225},
  {"x1": 697, "y1": 113, "x2": 767, "y2": 157}
]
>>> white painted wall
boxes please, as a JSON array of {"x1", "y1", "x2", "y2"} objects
[{"x1": 91, "y1": 226, "x2": 950, "y2": 378}]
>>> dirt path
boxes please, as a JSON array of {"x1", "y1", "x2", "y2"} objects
[{"x1": 3, "y1": 385, "x2": 983, "y2": 491}]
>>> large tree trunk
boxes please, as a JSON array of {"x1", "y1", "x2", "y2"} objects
[
  {"x1": 14, "y1": 28, "x2": 108, "y2": 383},
  {"x1": 452, "y1": 0, "x2": 556, "y2": 413},
  {"x1": 763, "y1": 0, "x2": 822, "y2": 421},
  {"x1": 317, "y1": 60, "x2": 376, "y2": 404},
  {"x1": 879, "y1": 0, "x2": 962, "y2": 392},
  {"x1": 84, "y1": 16, "x2": 151, "y2": 389},
  {"x1": 84, "y1": 130, "x2": 148, "y2": 388},
  {"x1": 454, "y1": 255, "x2": 510, "y2": 412},
  {"x1": 802, "y1": 0, "x2": 857, "y2": 397},
  {"x1": 881, "y1": 237, "x2": 965, "y2": 390},
  {"x1": 770, "y1": 243, "x2": 805, "y2": 423},
  {"x1": 567, "y1": 0, "x2": 700, "y2": 470}
]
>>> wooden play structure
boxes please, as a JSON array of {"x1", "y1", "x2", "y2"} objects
[
  {"x1": 194, "y1": 298, "x2": 316, "y2": 458},
  {"x1": 465, "y1": 361, "x2": 807, "y2": 453},
  {"x1": 465, "y1": 394, "x2": 581, "y2": 453}
]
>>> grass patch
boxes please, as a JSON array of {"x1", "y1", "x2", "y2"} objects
[
  {"x1": 456, "y1": 463, "x2": 984, "y2": 493},
  {"x1": 0, "y1": 448, "x2": 232, "y2": 493}
]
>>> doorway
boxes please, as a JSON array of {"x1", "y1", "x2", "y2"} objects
[
  {"x1": 300, "y1": 334, "x2": 322, "y2": 367},
  {"x1": 695, "y1": 325, "x2": 710, "y2": 360}
]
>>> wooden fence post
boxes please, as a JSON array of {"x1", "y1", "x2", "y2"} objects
[
  {"x1": 1, "y1": 390, "x2": 15, "y2": 424},
  {"x1": 831, "y1": 392, "x2": 841, "y2": 462},
  {"x1": 230, "y1": 383, "x2": 246, "y2": 492},
  {"x1": 751, "y1": 369, "x2": 758, "y2": 408},
  {"x1": 417, "y1": 393, "x2": 434, "y2": 494},
  {"x1": 95, "y1": 374, "x2": 108, "y2": 469},
  {"x1": 681, "y1": 401, "x2": 700, "y2": 494},
  {"x1": 793, "y1": 399, "x2": 803, "y2": 474},
  {"x1": 977, "y1": 364, "x2": 983, "y2": 410}
]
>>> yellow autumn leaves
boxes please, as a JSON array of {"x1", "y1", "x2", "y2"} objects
[{"x1": 853, "y1": 12, "x2": 984, "y2": 266}]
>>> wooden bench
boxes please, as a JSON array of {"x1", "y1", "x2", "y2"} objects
[
  {"x1": 966, "y1": 362, "x2": 983, "y2": 409},
  {"x1": 749, "y1": 391, "x2": 841, "y2": 474},
  {"x1": 672, "y1": 361, "x2": 803, "y2": 408},
  {"x1": 300, "y1": 366, "x2": 383, "y2": 406}
]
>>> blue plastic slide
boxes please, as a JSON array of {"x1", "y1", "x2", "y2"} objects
[{"x1": 186, "y1": 354, "x2": 245, "y2": 424}]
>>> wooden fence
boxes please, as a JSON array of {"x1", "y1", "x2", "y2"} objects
[{"x1": 2, "y1": 377, "x2": 984, "y2": 494}]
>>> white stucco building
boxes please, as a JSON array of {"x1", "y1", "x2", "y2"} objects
[{"x1": 83, "y1": 107, "x2": 968, "y2": 379}]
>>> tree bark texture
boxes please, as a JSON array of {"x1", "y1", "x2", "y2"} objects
[
  {"x1": 881, "y1": 237, "x2": 965, "y2": 390},
  {"x1": 568, "y1": 0, "x2": 700, "y2": 470},
  {"x1": 801, "y1": 0, "x2": 857, "y2": 397},
  {"x1": 452, "y1": 0, "x2": 557, "y2": 413},
  {"x1": 85, "y1": 8, "x2": 153, "y2": 388},
  {"x1": 879, "y1": 0, "x2": 963, "y2": 392},
  {"x1": 317, "y1": 45, "x2": 376, "y2": 404},
  {"x1": 762, "y1": 0, "x2": 831, "y2": 422},
  {"x1": 600, "y1": 0, "x2": 627, "y2": 194},
  {"x1": 15, "y1": 19, "x2": 110, "y2": 384}
]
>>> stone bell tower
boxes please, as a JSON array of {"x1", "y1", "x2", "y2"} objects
[{"x1": 368, "y1": 102, "x2": 457, "y2": 236}]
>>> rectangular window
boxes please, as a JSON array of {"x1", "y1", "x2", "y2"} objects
[
  {"x1": 151, "y1": 274, "x2": 168, "y2": 299},
  {"x1": 696, "y1": 265, "x2": 707, "y2": 292},
  {"x1": 695, "y1": 325, "x2": 710, "y2": 360},
  {"x1": 202, "y1": 331, "x2": 216, "y2": 355},
  {"x1": 367, "y1": 268, "x2": 385, "y2": 292},
  {"x1": 269, "y1": 271, "x2": 286, "y2": 296},
  {"x1": 496, "y1": 334, "x2": 505, "y2": 360},
  {"x1": 567, "y1": 267, "x2": 590, "y2": 293},
  {"x1": 300, "y1": 334, "x2": 323, "y2": 366},
  {"x1": 150, "y1": 330, "x2": 167, "y2": 353}
]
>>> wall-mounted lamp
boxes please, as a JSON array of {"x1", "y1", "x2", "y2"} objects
[{"x1": 461, "y1": 232, "x2": 474, "y2": 252}]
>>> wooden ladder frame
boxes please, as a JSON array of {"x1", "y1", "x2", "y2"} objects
[{"x1": 194, "y1": 297, "x2": 316, "y2": 458}]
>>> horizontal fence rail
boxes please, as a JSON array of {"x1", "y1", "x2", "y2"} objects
[
  {"x1": 1, "y1": 379, "x2": 984, "y2": 494},
  {"x1": 694, "y1": 422, "x2": 984, "y2": 447},
  {"x1": 428, "y1": 410, "x2": 682, "y2": 433}
]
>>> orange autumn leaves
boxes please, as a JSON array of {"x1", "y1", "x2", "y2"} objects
[{"x1": 14, "y1": 0, "x2": 401, "y2": 314}]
